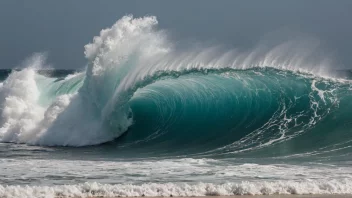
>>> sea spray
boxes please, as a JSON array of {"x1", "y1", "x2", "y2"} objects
[{"x1": 0, "y1": 15, "x2": 350, "y2": 153}]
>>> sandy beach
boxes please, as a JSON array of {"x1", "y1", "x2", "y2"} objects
[{"x1": 88, "y1": 195, "x2": 352, "y2": 198}]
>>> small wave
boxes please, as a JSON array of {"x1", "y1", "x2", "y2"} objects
[{"x1": 1, "y1": 180, "x2": 352, "y2": 198}]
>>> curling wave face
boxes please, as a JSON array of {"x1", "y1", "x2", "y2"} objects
[{"x1": 0, "y1": 15, "x2": 351, "y2": 160}]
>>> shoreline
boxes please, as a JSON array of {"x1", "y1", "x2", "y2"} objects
[{"x1": 87, "y1": 195, "x2": 352, "y2": 198}]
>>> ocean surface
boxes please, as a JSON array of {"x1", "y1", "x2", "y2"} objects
[{"x1": 1, "y1": 16, "x2": 352, "y2": 198}]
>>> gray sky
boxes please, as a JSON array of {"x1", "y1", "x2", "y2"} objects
[{"x1": 0, "y1": 0, "x2": 351, "y2": 69}]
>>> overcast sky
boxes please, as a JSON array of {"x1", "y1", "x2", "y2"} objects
[{"x1": 0, "y1": 0, "x2": 351, "y2": 69}]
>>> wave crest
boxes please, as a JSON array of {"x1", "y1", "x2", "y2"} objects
[{"x1": 0, "y1": 15, "x2": 351, "y2": 151}]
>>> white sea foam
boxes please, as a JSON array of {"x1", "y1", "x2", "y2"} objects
[
  {"x1": 1, "y1": 179, "x2": 352, "y2": 198},
  {"x1": 0, "y1": 157, "x2": 351, "y2": 197},
  {"x1": 1, "y1": 158, "x2": 352, "y2": 187},
  {"x1": 0, "y1": 67, "x2": 44, "y2": 143}
]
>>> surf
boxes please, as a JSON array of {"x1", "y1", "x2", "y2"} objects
[{"x1": 0, "y1": 15, "x2": 351, "y2": 159}]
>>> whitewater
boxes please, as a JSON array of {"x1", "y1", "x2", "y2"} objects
[{"x1": 0, "y1": 15, "x2": 352, "y2": 198}]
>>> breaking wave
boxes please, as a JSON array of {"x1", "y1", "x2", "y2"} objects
[
  {"x1": 0, "y1": 15, "x2": 351, "y2": 159},
  {"x1": 2, "y1": 179, "x2": 352, "y2": 198}
]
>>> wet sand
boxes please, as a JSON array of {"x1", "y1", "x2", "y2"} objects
[{"x1": 89, "y1": 195, "x2": 351, "y2": 198}]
